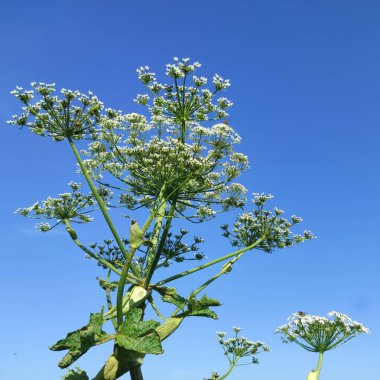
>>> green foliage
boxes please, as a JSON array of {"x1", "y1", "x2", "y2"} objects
[
  {"x1": 186, "y1": 294, "x2": 221, "y2": 319},
  {"x1": 161, "y1": 291, "x2": 187, "y2": 310},
  {"x1": 162, "y1": 291, "x2": 221, "y2": 320},
  {"x1": 62, "y1": 367, "x2": 89, "y2": 380},
  {"x1": 50, "y1": 312, "x2": 109, "y2": 368},
  {"x1": 115, "y1": 308, "x2": 162, "y2": 354}
]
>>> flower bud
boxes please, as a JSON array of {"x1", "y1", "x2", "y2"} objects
[{"x1": 306, "y1": 370, "x2": 318, "y2": 380}]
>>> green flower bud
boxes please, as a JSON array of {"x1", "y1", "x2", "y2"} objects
[{"x1": 306, "y1": 370, "x2": 318, "y2": 380}]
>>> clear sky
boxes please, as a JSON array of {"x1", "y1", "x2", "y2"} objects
[{"x1": 1, "y1": 1, "x2": 379, "y2": 379}]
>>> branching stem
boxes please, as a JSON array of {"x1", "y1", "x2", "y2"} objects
[
  {"x1": 63, "y1": 219, "x2": 127, "y2": 278},
  {"x1": 116, "y1": 186, "x2": 167, "y2": 328},
  {"x1": 68, "y1": 138, "x2": 140, "y2": 277},
  {"x1": 144, "y1": 198, "x2": 177, "y2": 287},
  {"x1": 156, "y1": 236, "x2": 265, "y2": 286}
]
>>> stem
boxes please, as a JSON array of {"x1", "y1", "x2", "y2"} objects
[
  {"x1": 170, "y1": 254, "x2": 245, "y2": 318},
  {"x1": 115, "y1": 187, "x2": 167, "y2": 328},
  {"x1": 147, "y1": 296, "x2": 166, "y2": 321},
  {"x1": 143, "y1": 199, "x2": 177, "y2": 287},
  {"x1": 191, "y1": 255, "x2": 240, "y2": 298},
  {"x1": 315, "y1": 352, "x2": 323, "y2": 379},
  {"x1": 67, "y1": 138, "x2": 140, "y2": 277},
  {"x1": 105, "y1": 269, "x2": 118, "y2": 330},
  {"x1": 63, "y1": 219, "x2": 133, "y2": 279},
  {"x1": 116, "y1": 247, "x2": 138, "y2": 327},
  {"x1": 218, "y1": 359, "x2": 238, "y2": 380},
  {"x1": 144, "y1": 196, "x2": 167, "y2": 279},
  {"x1": 130, "y1": 365, "x2": 144, "y2": 380},
  {"x1": 156, "y1": 236, "x2": 265, "y2": 286}
]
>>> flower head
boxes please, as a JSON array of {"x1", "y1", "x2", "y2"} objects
[
  {"x1": 8, "y1": 83, "x2": 115, "y2": 141},
  {"x1": 221, "y1": 193, "x2": 314, "y2": 252},
  {"x1": 276, "y1": 311, "x2": 369, "y2": 353},
  {"x1": 216, "y1": 327, "x2": 270, "y2": 365},
  {"x1": 135, "y1": 57, "x2": 233, "y2": 129},
  {"x1": 14, "y1": 182, "x2": 104, "y2": 231}
]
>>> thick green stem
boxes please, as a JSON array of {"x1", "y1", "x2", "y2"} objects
[
  {"x1": 116, "y1": 248, "x2": 138, "y2": 327},
  {"x1": 156, "y1": 236, "x2": 265, "y2": 286},
  {"x1": 143, "y1": 196, "x2": 167, "y2": 280},
  {"x1": 144, "y1": 199, "x2": 176, "y2": 287},
  {"x1": 116, "y1": 187, "x2": 167, "y2": 328},
  {"x1": 130, "y1": 365, "x2": 144, "y2": 380},
  {"x1": 315, "y1": 352, "x2": 323, "y2": 379},
  {"x1": 67, "y1": 138, "x2": 139, "y2": 277}
]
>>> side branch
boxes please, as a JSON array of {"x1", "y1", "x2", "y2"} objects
[
  {"x1": 68, "y1": 138, "x2": 140, "y2": 277},
  {"x1": 155, "y1": 236, "x2": 265, "y2": 286},
  {"x1": 63, "y1": 219, "x2": 128, "y2": 278}
]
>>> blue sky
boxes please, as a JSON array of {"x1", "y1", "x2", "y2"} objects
[{"x1": 1, "y1": 1, "x2": 379, "y2": 379}]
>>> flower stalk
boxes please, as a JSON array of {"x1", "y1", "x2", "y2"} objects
[
  {"x1": 68, "y1": 137, "x2": 140, "y2": 277},
  {"x1": 315, "y1": 352, "x2": 323, "y2": 379}
]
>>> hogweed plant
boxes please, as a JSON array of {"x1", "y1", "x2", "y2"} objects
[
  {"x1": 276, "y1": 311, "x2": 369, "y2": 380},
  {"x1": 8, "y1": 58, "x2": 314, "y2": 380},
  {"x1": 204, "y1": 327, "x2": 270, "y2": 380}
]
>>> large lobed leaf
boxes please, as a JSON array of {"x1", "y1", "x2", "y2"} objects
[
  {"x1": 50, "y1": 312, "x2": 109, "y2": 368},
  {"x1": 115, "y1": 308, "x2": 163, "y2": 355}
]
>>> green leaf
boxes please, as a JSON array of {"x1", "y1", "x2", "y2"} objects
[
  {"x1": 153, "y1": 286, "x2": 177, "y2": 296},
  {"x1": 161, "y1": 292, "x2": 187, "y2": 310},
  {"x1": 115, "y1": 308, "x2": 163, "y2": 355},
  {"x1": 187, "y1": 308, "x2": 219, "y2": 319},
  {"x1": 196, "y1": 294, "x2": 221, "y2": 308},
  {"x1": 50, "y1": 312, "x2": 109, "y2": 368},
  {"x1": 186, "y1": 294, "x2": 221, "y2": 320},
  {"x1": 162, "y1": 292, "x2": 220, "y2": 319},
  {"x1": 62, "y1": 367, "x2": 89, "y2": 380}
]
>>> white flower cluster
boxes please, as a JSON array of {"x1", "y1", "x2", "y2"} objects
[
  {"x1": 276, "y1": 311, "x2": 369, "y2": 353},
  {"x1": 221, "y1": 193, "x2": 314, "y2": 252},
  {"x1": 166, "y1": 57, "x2": 202, "y2": 78},
  {"x1": 81, "y1": 120, "x2": 249, "y2": 220},
  {"x1": 8, "y1": 82, "x2": 113, "y2": 141},
  {"x1": 15, "y1": 182, "x2": 99, "y2": 231},
  {"x1": 212, "y1": 74, "x2": 231, "y2": 90},
  {"x1": 134, "y1": 57, "x2": 233, "y2": 128},
  {"x1": 216, "y1": 327, "x2": 270, "y2": 364}
]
